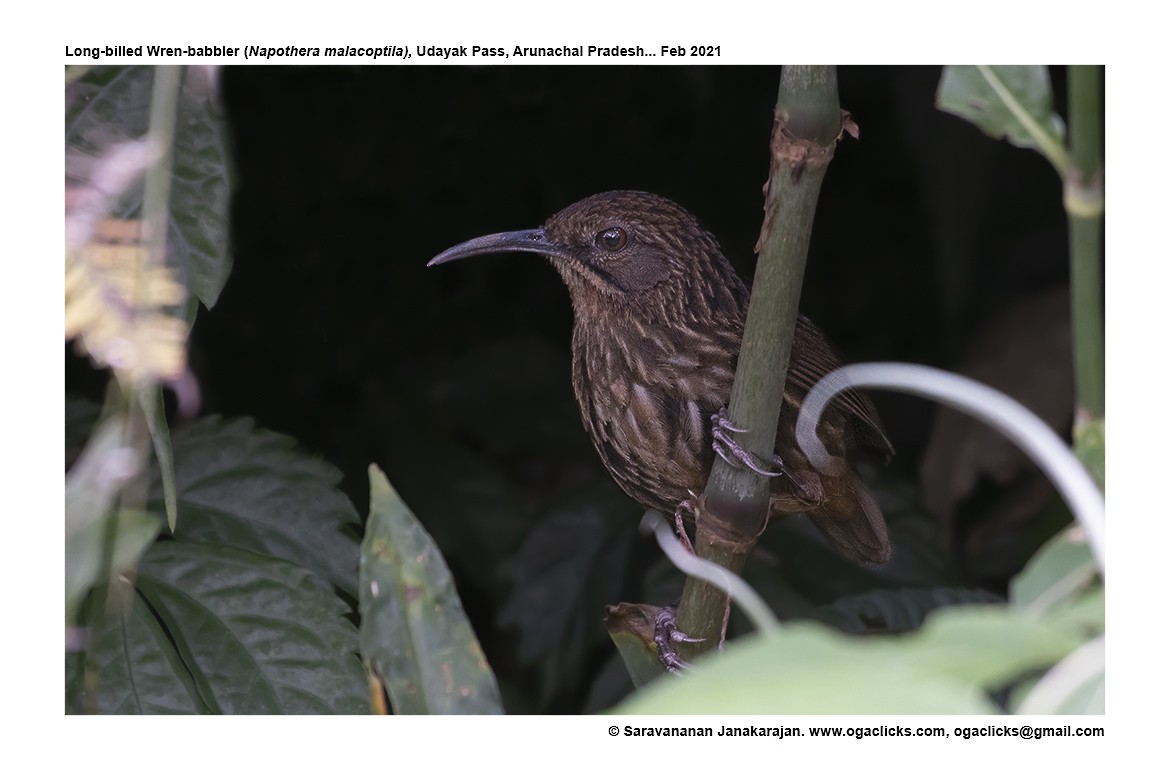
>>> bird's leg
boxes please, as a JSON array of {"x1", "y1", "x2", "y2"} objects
[
  {"x1": 711, "y1": 407, "x2": 790, "y2": 478},
  {"x1": 719, "y1": 595, "x2": 731, "y2": 650},
  {"x1": 653, "y1": 603, "x2": 703, "y2": 673},
  {"x1": 671, "y1": 493, "x2": 703, "y2": 554}
]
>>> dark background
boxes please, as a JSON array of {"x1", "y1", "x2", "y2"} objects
[{"x1": 66, "y1": 66, "x2": 1077, "y2": 713}]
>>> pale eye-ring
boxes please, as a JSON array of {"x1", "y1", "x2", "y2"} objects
[{"x1": 596, "y1": 227, "x2": 628, "y2": 252}]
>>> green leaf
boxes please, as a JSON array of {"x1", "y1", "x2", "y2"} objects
[
  {"x1": 616, "y1": 625, "x2": 997, "y2": 715},
  {"x1": 67, "y1": 587, "x2": 208, "y2": 714},
  {"x1": 937, "y1": 66, "x2": 1068, "y2": 174},
  {"x1": 153, "y1": 416, "x2": 360, "y2": 598},
  {"x1": 135, "y1": 541, "x2": 368, "y2": 714},
  {"x1": 1074, "y1": 416, "x2": 1105, "y2": 489},
  {"x1": 1052, "y1": 586, "x2": 1104, "y2": 633},
  {"x1": 1010, "y1": 526, "x2": 1097, "y2": 615},
  {"x1": 614, "y1": 599, "x2": 1100, "y2": 714},
  {"x1": 359, "y1": 465, "x2": 503, "y2": 714},
  {"x1": 65, "y1": 65, "x2": 233, "y2": 310},
  {"x1": 908, "y1": 602, "x2": 1097, "y2": 689}
]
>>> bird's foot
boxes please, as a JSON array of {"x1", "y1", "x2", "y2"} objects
[
  {"x1": 711, "y1": 408, "x2": 788, "y2": 478},
  {"x1": 654, "y1": 604, "x2": 703, "y2": 673}
]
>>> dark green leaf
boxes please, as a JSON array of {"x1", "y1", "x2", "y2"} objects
[
  {"x1": 65, "y1": 65, "x2": 233, "y2": 309},
  {"x1": 67, "y1": 587, "x2": 208, "y2": 714},
  {"x1": 754, "y1": 466, "x2": 953, "y2": 607},
  {"x1": 499, "y1": 482, "x2": 639, "y2": 700},
  {"x1": 866, "y1": 482, "x2": 954, "y2": 586},
  {"x1": 154, "y1": 416, "x2": 360, "y2": 598},
  {"x1": 136, "y1": 541, "x2": 368, "y2": 714},
  {"x1": 812, "y1": 587, "x2": 1002, "y2": 634},
  {"x1": 360, "y1": 465, "x2": 503, "y2": 714}
]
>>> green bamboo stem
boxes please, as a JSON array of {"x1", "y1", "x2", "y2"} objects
[
  {"x1": 676, "y1": 66, "x2": 845, "y2": 660},
  {"x1": 1066, "y1": 65, "x2": 1104, "y2": 422}
]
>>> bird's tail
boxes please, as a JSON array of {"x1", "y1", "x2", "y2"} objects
[{"x1": 807, "y1": 470, "x2": 891, "y2": 564}]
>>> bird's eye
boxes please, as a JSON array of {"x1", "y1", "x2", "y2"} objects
[{"x1": 596, "y1": 227, "x2": 628, "y2": 252}]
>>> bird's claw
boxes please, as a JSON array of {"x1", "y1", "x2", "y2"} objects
[
  {"x1": 711, "y1": 408, "x2": 749, "y2": 434},
  {"x1": 654, "y1": 606, "x2": 702, "y2": 673},
  {"x1": 711, "y1": 408, "x2": 786, "y2": 478}
]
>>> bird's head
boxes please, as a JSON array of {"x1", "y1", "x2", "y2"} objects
[{"x1": 428, "y1": 190, "x2": 747, "y2": 322}]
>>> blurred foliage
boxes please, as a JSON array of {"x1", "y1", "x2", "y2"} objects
[
  {"x1": 64, "y1": 66, "x2": 371, "y2": 714},
  {"x1": 64, "y1": 412, "x2": 160, "y2": 624},
  {"x1": 65, "y1": 237, "x2": 190, "y2": 386},
  {"x1": 66, "y1": 66, "x2": 1100, "y2": 714},
  {"x1": 66, "y1": 65, "x2": 234, "y2": 311},
  {"x1": 616, "y1": 589, "x2": 1101, "y2": 715}
]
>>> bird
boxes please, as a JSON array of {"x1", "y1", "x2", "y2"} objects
[{"x1": 429, "y1": 190, "x2": 893, "y2": 564}]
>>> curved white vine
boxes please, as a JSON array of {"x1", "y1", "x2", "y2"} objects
[{"x1": 796, "y1": 363, "x2": 1105, "y2": 576}]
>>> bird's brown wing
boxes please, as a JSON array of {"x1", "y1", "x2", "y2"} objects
[{"x1": 786, "y1": 315, "x2": 894, "y2": 458}]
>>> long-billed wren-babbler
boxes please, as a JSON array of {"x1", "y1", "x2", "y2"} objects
[{"x1": 429, "y1": 190, "x2": 893, "y2": 564}]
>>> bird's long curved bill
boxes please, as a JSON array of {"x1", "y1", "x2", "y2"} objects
[{"x1": 427, "y1": 229, "x2": 571, "y2": 266}]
